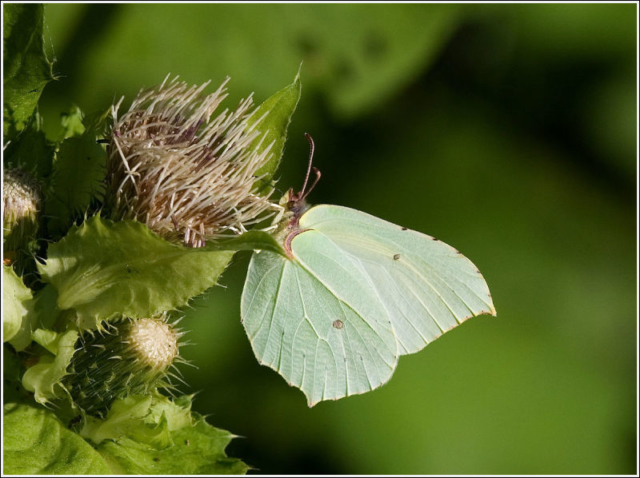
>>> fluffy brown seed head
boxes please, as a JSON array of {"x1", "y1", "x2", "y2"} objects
[{"x1": 106, "y1": 75, "x2": 278, "y2": 247}]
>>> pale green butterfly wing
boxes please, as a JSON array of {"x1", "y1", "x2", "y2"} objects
[
  {"x1": 299, "y1": 205, "x2": 496, "y2": 355},
  {"x1": 241, "y1": 229, "x2": 398, "y2": 406}
]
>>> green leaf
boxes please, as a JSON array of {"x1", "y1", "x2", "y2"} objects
[
  {"x1": 3, "y1": 4, "x2": 55, "y2": 138},
  {"x1": 2, "y1": 402, "x2": 111, "y2": 475},
  {"x1": 204, "y1": 230, "x2": 285, "y2": 256},
  {"x1": 38, "y1": 216, "x2": 237, "y2": 329},
  {"x1": 2, "y1": 265, "x2": 36, "y2": 351},
  {"x1": 45, "y1": 109, "x2": 108, "y2": 238},
  {"x1": 2, "y1": 114, "x2": 55, "y2": 179},
  {"x1": 85, "y1": 395, "x2": 248, "y2": 475},
  {"x1": 57, "y1": 105, "x2": 86, "y2": 141},
  {"x1": 81, "y1": 395, "x2": 169, "y2": 447},
  {"x1": 247, "y1": 68, "x2": 301, "y2": 192},
  {"x1": 22, "y1": 328, "x2": 79, "y2": 404},
  {"x1": 3, "y1": 344, "x2": 29, "y2": 404},
  {"x1": 32, "y1": 284, "x2": 62, "y2": 330}
]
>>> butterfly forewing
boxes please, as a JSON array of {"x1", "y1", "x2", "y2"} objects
[
  {"x1": 299, "y1": 205, "x2": 496, "y2": 355},
  {"x1": 241, "y1": 229, "x2": 398, "y2": 406}
]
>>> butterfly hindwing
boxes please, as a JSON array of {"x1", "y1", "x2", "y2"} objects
[
  {"x1": 299, "y1": 205, "x2": 496, "y2": 355},
  {"x1": 241, "y1": 229, "x2": 398, "y2": 406}
]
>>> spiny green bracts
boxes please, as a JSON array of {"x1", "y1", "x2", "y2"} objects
[
  {"x1": 3, "y1": 167, "x2": 42, "y2": 257},
  {"x1": 64, "y1": 315, "x2": 184, "y2": 417}
]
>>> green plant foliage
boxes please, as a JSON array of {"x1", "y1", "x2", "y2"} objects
[
  {"x1": 2, "y1": 114, "x2": 55, "y2": 179},
  {"x1": 38, "y1": 216, "x2": 283, "y2": 330},
  {"x1": 57, "y1": 105, "x2": 86, "y2": 141},
  {"x1": 2, "y1": 402, "x2": 111, "y2": 475},
  {"x1": 31, "y1": 285, "x2": 62, "y2": 331},
  {"x1": 21, "y1": 328, "x2": 79, "y2": 404},
  {"x1": 2, "y1": 4, "x2": 55, "y2": 138},
  {"x1": 2, "y1": 265, "x2": 36, "y2": 351},
  {"x1": 44, "y1": 113, "x2": 108, "y2": 237},
  {"x1": 81, "y1": 395, "x2": 170, "y2": 445},
  {"x1": 247, "y1": 68, "x2": 301, "y2": 191},
  {"x1": 82, "y1": 395, "x2": 249, "y2": 475},
  {"x1": 203, "y1": 230, "x2": 285, "y2": 256}
]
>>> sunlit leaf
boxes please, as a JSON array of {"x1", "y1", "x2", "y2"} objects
[
  {"x1": 2, "y1": 402, "x2": 111, "y2": 475},
  {"x1": 38, "y1": 216, "x2": 281, "y2": 329}
]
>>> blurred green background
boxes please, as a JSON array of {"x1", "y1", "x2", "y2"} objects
[{"x1": 39, "y1": 3, "x2": 636, "y2": 475}]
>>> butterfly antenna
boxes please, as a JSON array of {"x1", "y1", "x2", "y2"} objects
[
  {"x1": 302, "y1": 167, "x2": 321, "y2": 200},
  {"x1": 301, "y1": 133, "x2": 315, "y2": 196},
  {"x1": 300, "y1": 133, "x2": 321, "y2": 200}
]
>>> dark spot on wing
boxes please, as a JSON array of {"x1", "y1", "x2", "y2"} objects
[
  {"x1": 393, "y1": 254, "x2": 401, "y2": 260},
  {"x1": 332, "y1": 320, "x2": 344, "y2": 329},
  {"x1": 401, "y1": 227, "x2": 408, "y2": 231}
]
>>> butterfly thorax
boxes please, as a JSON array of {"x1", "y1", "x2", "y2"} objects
[
  {"x1": 287, "y1": 188, "x2": 311, "y2": 226},
  {"x1": 274, "y1": 188, "x2": 312, "y2": 258}
]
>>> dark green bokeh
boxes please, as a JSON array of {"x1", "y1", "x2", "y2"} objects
[{"x1": 39, "y1": 3, "x2": 636, "y2": 474}]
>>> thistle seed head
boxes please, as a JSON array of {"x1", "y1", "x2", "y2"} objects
[
  {"x1": 65, "y1": 315, "x2": 183, "y2": 417},
  {"x1": 106, "y1": 75, "x2": 277, "y2": 247},
  {"x1": 3, "y1": 167, "x2": 42, "y2": 253},
  {"x1": 127, "y1": 317, "x2": 178, "y2": 370}
]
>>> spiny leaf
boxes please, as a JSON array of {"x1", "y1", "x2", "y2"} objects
[
  {"x1": 83, "y1": 394, "x2": 249, "y2": 475},
  {"x1": 38, "y1": 216, "x2": 250, "y2": 329},
  {"x1": 22, "y1": 328, "x2": 79, "y2": 404}
]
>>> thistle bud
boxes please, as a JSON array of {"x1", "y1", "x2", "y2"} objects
[
  {"x1": 3, "y1": 167, "x2": 42, "y2": 254},
  {"x1": 65, "y1": 316, "x2": 182, "y2": 417},
  {"x1": 106, "y1": 75, "x2": 277, "y2": 248}
]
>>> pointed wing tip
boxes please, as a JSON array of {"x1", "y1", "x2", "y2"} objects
[
  {"x1": 304, "y1": 390, "x2": 320, "y2": 408},
  {"x1": 486, "y1": 294, "x2": 497, "y2": 317}
]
